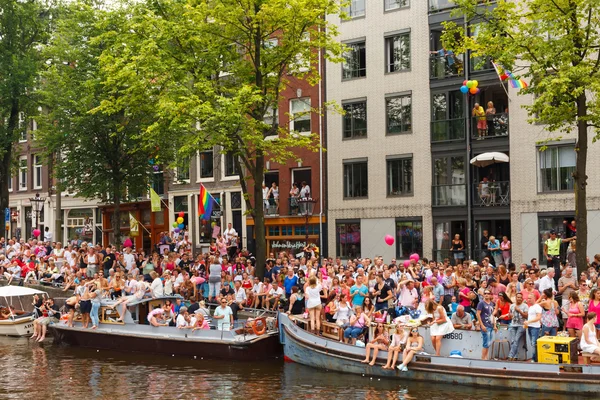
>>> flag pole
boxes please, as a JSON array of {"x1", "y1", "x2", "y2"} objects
[
  {"x1": 130, "y1": 213, "x2": 151, "y2": 235},
  {"x1": 491, "y1": 60, "x2": 511, "y2": 100}
]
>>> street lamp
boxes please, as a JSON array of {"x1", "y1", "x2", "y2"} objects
[
  {"x1": 297, "y1": 197, "x2": 317, "y2": 248},
  {"x1": 29, "y1": 192, "x2": 46, "y2": 235}
]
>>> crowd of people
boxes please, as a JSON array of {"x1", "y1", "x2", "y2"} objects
[{"x1": 2, "y1": 226, "x2": 600, "y2": 370}]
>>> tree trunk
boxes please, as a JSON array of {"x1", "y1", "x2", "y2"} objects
[
  {"x1": 0, "y1": 148, "x2": 11, "y2": 212},
  {"x1": 112, "y1": 180, "x2": 122, "y2": 247},
  {"x1": 574, "y1": 93, "x2": 588, "y2": 270},
  {"x1": 253, "y1": 153, "x2": 266, "y2": 279}
]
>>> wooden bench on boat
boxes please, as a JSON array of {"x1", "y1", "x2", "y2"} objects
[
  {"x1": 100, "y1": 306, "x2": 124, "y2": 325},
  {"x1": 582, "y1": 352, "x2": 599, "y2": 365},
  {"x1": 321, "y1": 321, "x2": 340, "y2": 340}
]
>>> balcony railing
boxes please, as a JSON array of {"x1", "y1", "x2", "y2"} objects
[
  {"x1": 431, "y1": 118, "x2": 466, "y2": 142},
  {"x1": 264, "y1": 197, "x2": 316, "y2": 217},
  {"x1": 471, "y1": 113, "x2": 509, "y2": 140},
  {"x1": 432, "y1": 184, "x2": 466, "y2": 206},
  {"x1": 428, "y1": 0, "x2": 455, "y2": 12},
  {"x1": 429, "y1": 54, "x2": 463, "y2": 79},
  {"x1": 473, "y1": 181, "x2": 510, "y2": 207}
]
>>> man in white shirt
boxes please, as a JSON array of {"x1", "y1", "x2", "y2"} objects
[
  {"x1": 234, "y1": 280, "x2": 247, "y2": 305},
  {"x1": 224, "y1": 223, "x2": 238, "y2": 259},
  {"x1": 44, "y1": 227, "x2": 52, "y2": 242},
  {"x1": 214, "y1": 299, "x2": 234, "y2": 331},
  {"x1": 539, "y1": 268, "x2": 556, "y2": 295},
  {"x1": 266, "y1": 280, "x2": 284, "y2": 311},
  {"x1": 123, "y1": 247, "x2": 136, "y2": 272},
  {"x1": 176, "y1": 307, "x2": 193, "y2": 329}
]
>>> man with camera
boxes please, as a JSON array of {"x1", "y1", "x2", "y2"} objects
[{"x1": 31, "y1": 298, "x2": 61, "y2": 342}]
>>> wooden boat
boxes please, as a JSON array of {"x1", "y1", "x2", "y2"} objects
[
  {"x1": 49, "y1": 296, "x2": 281, "y2": 361},
  {"x1": 279, "y1": 313, "x2": 600, "y2": 394}
]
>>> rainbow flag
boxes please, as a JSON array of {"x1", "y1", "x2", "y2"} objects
[
  {"x1": 492, "y1": 61, "x2": 528, "y2": 89},
  {"x1": 199, "y1": 184, "x2": 213, "y2": 220}
]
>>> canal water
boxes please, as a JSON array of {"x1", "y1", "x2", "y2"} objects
[{"x1": 0, "y1": 336, "x2": 590, "y2": 400}]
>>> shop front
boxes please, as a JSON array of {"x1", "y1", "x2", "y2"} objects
[
  {"x1": 100, "y1": 201, "x2": 168, "y2": 253},
  {"x1": 247, "y1": 216, "x2": 324, "y2": 258}
]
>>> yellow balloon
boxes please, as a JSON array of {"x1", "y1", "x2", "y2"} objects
[{"x1": 177, "y1": 217, "x2": 184, "y2": 224}]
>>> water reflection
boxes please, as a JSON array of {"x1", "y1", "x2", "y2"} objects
[{"x1": 0, "y1": 337, "x2": 592, "y2": 400}]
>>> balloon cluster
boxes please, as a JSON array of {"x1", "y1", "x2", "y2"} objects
[
  {"x1": 460, "y1": 80, "x2": 479, "y2": 95},
  {"x1": 148, "y1": 146, "x2": 161, "y2": 171},
  {"x1": 173, "y1": 211, "x2": 185, "y2": 232}
]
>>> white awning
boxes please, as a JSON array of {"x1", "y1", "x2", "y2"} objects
[{"x1": 0, "y1": 286, "x2": 47, "y2": 297}]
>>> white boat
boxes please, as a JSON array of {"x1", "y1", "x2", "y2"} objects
[{"x1": 0, "y1": 286, "x2": 47, "y2": 337}]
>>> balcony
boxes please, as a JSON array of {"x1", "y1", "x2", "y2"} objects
[
  {"x1": 264, "y1": 197, "x2": 316, "y2": 217},
  {"x1": 473, "y1": 181, "x2": 510, "y2": 207},
  {"x1": 431, "y1": 118, "x2": 465, "y2": 142},
  {"x1": 432, "y1": 184, "x2": 466, "y2": 207},
  {"x1": 471, "y1": 113, "x2": 509, "y2": 140},
  {"x1": 430, "y1": 54, "x2": 463, "y2": 79}
]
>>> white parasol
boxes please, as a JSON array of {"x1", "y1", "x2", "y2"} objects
[{"x1": 470, "y1": 152, "x2": 509, "y2": 167}]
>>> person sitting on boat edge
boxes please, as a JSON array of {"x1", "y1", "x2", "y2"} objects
[
  {"x1": 397, "y1": 327, "x2": 424, "y2": 372},
  {"x1": 192, "y1": 313, "x2": 210, "y2": 331},
  {"x1": 383, "y1": 325, "x2": 408, "y2": 370},
  {"x1": 362, "y1": 322, "x2": 389, "y2": 366},
  {"x1": 581, "y1": 312, "x2": 600, "y2": 360},
  {"x1": 176, "y1": 307, "x2": 194, "y2": 329},
  {"x1": 148, "y1": 306, "x2": 167, "y2": 327},
  {"x1": 214, "y1": 297, "x2": 234, "y2": 331},
  {"x1": 451, "y1": 305, "x2": 473, "y2": 330},
  {"x1": 31, "y1": 298, "x2": 61, "y2": 342}
]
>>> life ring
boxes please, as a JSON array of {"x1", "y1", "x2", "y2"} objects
[{"x1": 252, "y1": 317, "x2": 267, "y2": 335}]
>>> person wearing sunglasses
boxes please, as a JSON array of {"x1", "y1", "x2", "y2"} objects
[
  {"x1": 397, "y1": 328, "x2": 423, "y2": 372},
  {"x1": 213, "y1": 298, "x2": 233, "y2": 331},
  {"x1": 476, "y1": 290, "x2": 496, "y2": 360}
]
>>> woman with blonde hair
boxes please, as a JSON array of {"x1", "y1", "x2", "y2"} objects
[
  {"x1": 397, "y1": 327, "x2": 424, "y2": 372},
  {"x1": 425, "y1": 299, "x2": 454, "y2": 356},
  {"x1": 305, "y1": 276, "x2": 323, "y2": 334},
  {"x1": 361, "y1": 323, "x2": 389, "y2": 366},
  {"x1": 383, "y1": 325, "x2": 408, "y2": 370}
]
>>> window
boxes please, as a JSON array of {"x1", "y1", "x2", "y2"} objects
[
  {"x1": 18, "y1": 112, "x2": 26, "y2": 142},
  {"x1": 385, "y1": 0, "x2": 409, "y2": 11},
  {"x1": 264, "y1": 106, "x2": 279, "y2": 138},
  {"x1": 225, "y1": 153, "x2": 240, "y2": 177},
  {"x1": 343, "y1": 0, "x2": 365, "y2": 18},
  {"x1": 387, "y1": 156, "x2": 413, "y2": 195},
  {"x1": 175, "y1": 156, "x2": 190, "y2": 183},
  {"x1": 385, "y1": 32, "x2": 411, "y2": 73},
  {"x1": 432, "y1": 156, "x2": 466, "y2": 206},
  {"x1": 343, "y1": 101, "x2": 367, "y2": 139},
  {"x1": 396, "y1": 220, "x2": 423, "y2": 259},
  {"x1": 152, "y1": 165, "x2": 164, "y2": 195},
  {"x1": 33, "y1": 155, "x2": 42, "y2": 189},
  {"x1": 336, "y1": 221, "x2": 361, "y2": 259},
  {"x1": 199, "y1": 150, "x2": 214, "y2": 179},
  {"x1": 538, "y1": 145, "x2": 575, "y2": 192},
  {"x1": 290, "y1": 98, "x2": 311, "y2": 133},
  {"x1": 8, "y1": 175, "x2": 12, "y2": 192},
  {"x1": 343, "y1": 160, "x2": 368, "y2": 198},
  {"x1": 342, "y1": 42, "x2": 366, "y2": 80},
  {"x1": 538, "y1": 215, "x2": 574, "y2": 265},
  {"x1": 18, "y1": 157, "x2": 27, "y2": 190},
  {"x1": 386, "y1": 94, "x2": 412, "y2": 134}
]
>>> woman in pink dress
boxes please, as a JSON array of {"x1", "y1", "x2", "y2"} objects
[{"x1": 564, "y1": 292, "x2": 585, "y2": 339}]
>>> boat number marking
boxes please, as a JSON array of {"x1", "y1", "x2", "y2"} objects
[
  {"x1": 24, "y1": 324, "x2": 33, "y2": 329},
  {"x1": 443, "y1": 332, "x2": 463, "y2": 340}
]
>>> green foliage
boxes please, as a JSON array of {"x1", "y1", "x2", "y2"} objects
[
  {"x1": 36, "y1": 0, "x2": 165, "y2": 204},
  {"x1": 442, "y1": 0, "x2": 600, "y2": 134}
]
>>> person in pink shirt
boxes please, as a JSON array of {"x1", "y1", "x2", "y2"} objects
[
  {"x1": 487, "y1": 278, "x2": 507, "y2": 302},
  {"x1": 398, "y1": 278, "x2": 419, "y2": 308}
]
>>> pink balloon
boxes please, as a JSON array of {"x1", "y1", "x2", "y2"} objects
[
  {"x1": 384, "y1": 234, "x2": 394, "y2": 246},
  {"x1": 403, "y1": 260, "x2": 411, "y2": 268},
  {"x1": 33, "y1": 229, "x2": 41, "y2": 237},
  {"x1": 410, "y1": 253, "x2": 420, "y2": 262}
]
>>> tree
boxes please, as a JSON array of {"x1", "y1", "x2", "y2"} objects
[
  {"x1": 0, "y1": 0, "x2": 55, "y2": 213},
  {"x1": 442, "y1": 0, "x2": 600, "y2": 269},
  {"x1": 98, "y1": 0, "x2": 343, "y2": 277},
  {"x1": 37, "y1": 1, "x2": 171, "y2": 246}
]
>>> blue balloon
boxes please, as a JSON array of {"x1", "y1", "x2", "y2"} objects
[
  {"x1": 460, "y1": 85, "x2": 469, "y2": 94},
  {"x1": 178, "y1": 223, "x2": 185, "y2": 229}
]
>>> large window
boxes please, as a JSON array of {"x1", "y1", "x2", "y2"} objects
[
  {"x1": 290, "y1": 98, "x2": 311, "y2": 133},
  {"x1": 336, "y1": 221, "x2": 361, "y2": 259},
  {"x1": 343, "y1": 0, "x2": 365, "y2": 18},
  {"x1": 396, "y1": 220, "x2": 422, "y2": 259},
  {"x1": 343, "y1": 160, "x2": 368, "y2": 198},
  {"x1": 18, "y1": 157, "x2": 27, "y2": 190},
  {"x1": 8, "y1": 175, "x2": 12, "y2": 192},
  {"x1": 199, "y1": 150, "x2": 214, "y2": 179},
  {"x1": 433, "y1": 156, "x2": 465, "y2": 206},
  {"x1": 386, "y1": 94, "x2": 412, "y2": 134},
  {"x1": 224, "y1": 153, "x2": 240, "y2": 177},
  {"x1": 385, "y1": 0, "x2": 409, "y2": 11},
  {"x1": 342, "y1": 42, "x2": 366, "y2": 80},
  {"x1": 33, "y1": 155, "x2": 42, "y2": 189},
  {"x1": 538, "y1": 215, "x2": 574, "y2": 265},
  {"x1": 385, "y1": 32, "x2": 411, "y2": 73},
  {"x1": 538, "y1": 145, "x2": 575, "y2": 192},
  {"x1": 387, "y1": 156, "x2": 413, "y2": 196},
  {"x1": 343, "y1": 101, "x2": 367, "y2": 139}
]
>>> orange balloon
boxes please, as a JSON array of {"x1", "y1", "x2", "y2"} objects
[{"x1": 469, "y1": 87, "x2": 478, "y2": 94}]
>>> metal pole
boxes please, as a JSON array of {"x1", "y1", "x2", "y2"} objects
[
  {"x1": 55, "y1": 152, "x2": 62, "y2": 243},
  {"x1": 464, "y1": 15, "x2": 472, "y2": 260},
  {"x1": 318, "y1": 20, "x2": 324, "y2": 258}
]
